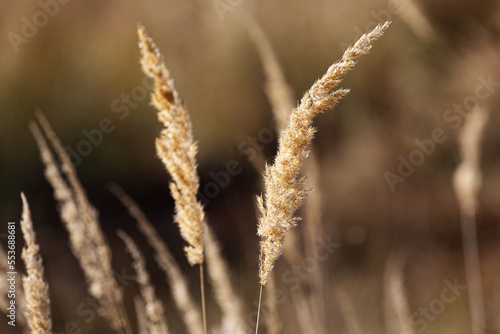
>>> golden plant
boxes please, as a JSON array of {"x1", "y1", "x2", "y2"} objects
[
  {"x1": 254, "y1": 21, "x2": 390, "y2": 333},
  {"x1": 138, "y1": 25, "x2": 205, "y2": 268},
  {"x1": 256, "y1": 21, "x2": 391, "y2": 287},
  {"x1": 0, "y1": 14, "x2": 413, "y2": 334},
  {"x1": 244, "y1": 14, "x2": 333, "y2": 332},
  {"x1": 29, "y1": 112, "x2": 132, "y2": 334},
  {"x1": 20, "y1": 193, "x2": 53, "y2": 334},
  {"x1": 137, "y1": 24, "x2": 208, "y2": 333}
]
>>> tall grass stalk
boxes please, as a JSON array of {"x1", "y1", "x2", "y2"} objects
[
  {"x1": 244, "y1": 15, "x2": 333, "y2": 332},
  {"x1": 453, "y1": 105, "x2": 489, "y2": 334},
  {"x1": 29, "y1": 113, "x2": 132, "y2": 334},
  {"x1": 138, "y1": 24, "x2": 208, "y2": 334},
  {"x1": 255, "y1": 21, "x2": 390, "y2": 332}
]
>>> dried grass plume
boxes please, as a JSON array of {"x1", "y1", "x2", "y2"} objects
[
  {"x1": 20, "y1": 193, "x2": 53, "y2": 334},
  {"x1": 138, "y1": 24, "x2": 205, "y2": 267},
  {"x1": 29, "y1": 112, "x2": 130, "y2": 333},
  {"x1": 257, "y1": 22, "x2": 390, "y2": 285}
]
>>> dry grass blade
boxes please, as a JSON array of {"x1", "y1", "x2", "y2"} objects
[
  {"x1": 19, "y1": 193, "x2": 53, "y2": 334},
  {"x1": 117, "y1": 230, "x2": 169, "y2": 334},
  {"x1": 134, "y1": 296, "x2": 149, "y2": 334},
  {"x1": 205, "y1": 225, "x2": 249, "y2": 334},
  {"x1": 257, "y1": 21, "x2": 390, "y2": 286},
  {"x1": 242, "y1": 13, "x2": 295, "y2": 131},
  {"x1": 109, "y1": 185, "x2": 204, "y2": 334},
  {"x1": 138, "y1": 24, "x2": 205, "y2": 267},
  {"x1": 383, "y1": 252, "x2": 414, "y2": 334},
  {"x1": 33, "y1": 110, "x2": 93, "y2": 219},
  {"x1": 453, "y1": 105, "x2": 489, "y2": 334},
  {"x1": 29, "y1": 114, "x2": 131, "y2": 334}
]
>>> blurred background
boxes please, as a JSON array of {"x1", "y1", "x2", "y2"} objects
[{"x1": 1, "y1": 0, "x2": 500, "y2": 333}]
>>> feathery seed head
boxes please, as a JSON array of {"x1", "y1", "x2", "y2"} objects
[
  {"x1": 257, "y1": 22, "x2": 390, "y2": 285},
  {"x1": 30, "y1": 114, "x2": 127, "y2": 331},
  {"x1": 20, "y1": 193, "x2": 53, "y2": 333},
  {"x1": 138, "y1": 25, "x2": 205, "y2": 266}
]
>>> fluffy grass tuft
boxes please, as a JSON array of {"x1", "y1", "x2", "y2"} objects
[
  {"x1": 257, "y1": 21, "x2": 390, "y2": 286},
  {"x1": 138, "y1": 24, "x2": 205, "y2": 267},
  {"x1": 20, "y1": 193, "x2": 53, "y2": 334},
  {"x1": 29, "y1": 112, "x2": 131, "y2": 334}
]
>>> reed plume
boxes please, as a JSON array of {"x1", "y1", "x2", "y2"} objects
[
  {"x1": 244, "y1": 15, "x2": 336, "y2": 332},
  {"x1": 138, "y1": 24, "x2": 208, "y2": 333},
  {"x1": 244, "y1": 15, "x2": 327, "y2": 331},
  {"x1": 117, "y1": 230, "x2": 169, "y2": 334},
  {"x1": 453, "y1": 105, "x2": 489, "y2": 334},
  {"x1": 110, "y1": 185, "x2": 204, "y2": 334},
  {"x1": 242, "y1": 13, "x2": 295, "y2": 131},
  {"x1": 29, "y1": 112, "x2": 131, "y2": 334},
  {"x1": 20, "y1": 193, "x2": 53, "y2": 334},
  {"x1": 138, "y1": 25, "x2": 205, "y2": 267},
  {"x1": 257, "y1": 21, "x2": 390, "y2": 286}
]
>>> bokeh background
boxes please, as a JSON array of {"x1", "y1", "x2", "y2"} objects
[{"x1": 1, "y1": 0, "x2": 500, "y2": 333}]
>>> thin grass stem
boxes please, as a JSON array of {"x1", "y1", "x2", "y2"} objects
[
  {"x1": 255, "y1": 285, "x2": 263, "y2": 334},
  {"x1": 200, "y1": 264, "x2": 208, "y2": 334}
]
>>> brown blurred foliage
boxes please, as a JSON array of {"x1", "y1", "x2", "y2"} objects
[{"x1": 1, "y1": 0, "x2": 500, "y2": 333}]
